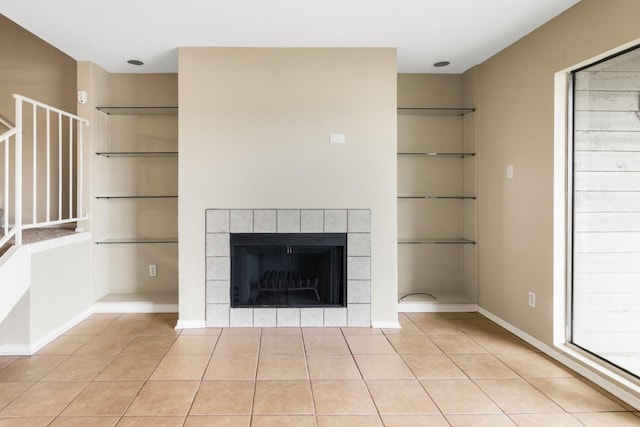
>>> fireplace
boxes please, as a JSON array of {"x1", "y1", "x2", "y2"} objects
[
  {"x1": 206, "y1": 209, "x2": 371, "y2": 327},
  {"x1": 231, "y1": 233, "x2": 346, "y2": 308}
]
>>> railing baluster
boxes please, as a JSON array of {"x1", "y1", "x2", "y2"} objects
[
  {"x1": 77, "y1": 121, "x2": 83, "y2": 219},
  {"x1": 69, "y1": 116, "x2": 73, "y2": 219},
  {"x1": 14, "y1": 97, "x2": 22, "y2": 246},
  {"x1": 46, "y1": 110, "x2": 50, "y2": 222},
  {"x1": 3, "y1": 132, "x2": 9, "y2": 235},
  {"x1": 32, "y1": 104, "x2": 37, "y2": 224},
  {"x1": 58, "y1": 112, "x2": 62, "y2": 221}
]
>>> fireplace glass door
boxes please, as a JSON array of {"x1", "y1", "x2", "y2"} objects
[{"x1": 230, "y1": 233, "x2": 346, "y2": 308}]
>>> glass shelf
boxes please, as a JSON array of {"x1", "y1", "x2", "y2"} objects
[
  {"x1": 398, "y1": 238, "x2": 476, "y2": 245},
  {"x1": 398, "y1": 152, "x2": 475, "y2": 157},
  {"x1": 95, "y1": 195, "x2": 178, "y2": 199},
  {"x1": 96, "y1": 152, "x2": 178, "y2": 157},
  {"x1": 96, "y1": 237, "x2": 178, "y2": 245},
  {"x1": 398, "y1": 196, "x2": 476, "y2": 200},
  {"x1": 397, "y1": 107, "x2": 475, "y2": 116},
  {"x1": 96, "y1": 107, "x2": 178, "y2": 115}
]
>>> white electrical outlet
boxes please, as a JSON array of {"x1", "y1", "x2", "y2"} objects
[
  {"x1": 506, "y1": 164, "x2": 514, "y2": 179},
  {"x1": 149, "y1": 264, "x2": 157, "y2": 277},
  {"x1": 528, "y1": 291, "x2": 536, "y2": 308}
]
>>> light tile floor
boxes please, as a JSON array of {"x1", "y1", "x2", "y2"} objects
[{"x1": 0, "y1": 312, "x2": 638, "y2": 426}]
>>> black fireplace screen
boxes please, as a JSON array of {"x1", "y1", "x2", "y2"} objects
[{"x1": 230, "y1": 233, "x2": 346, "y2": 308}]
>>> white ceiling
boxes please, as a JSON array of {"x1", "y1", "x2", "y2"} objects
[{"x1": 1, "y1": 0, "x2": 581, "y2": 74}]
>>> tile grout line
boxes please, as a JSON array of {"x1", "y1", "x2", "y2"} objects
[
  {"x1": 341, "y1": 327, "x2": 385, "y2": 421},
  {"x1": 182, "y1": 327, "x2": 212, "y2": 426},
  {"x1": 248, "y1": 328, "x2": 263, "y2": 424},
  {"x1": 413, "y1": 314, "x2": 624, "y2": 422},
  {"x1": 41, "y1": 313, "x2": 135, "y2": 421},
  {"x1": 300, "y1": 331, "x2": 319, "y2": 422},
  {"x1": 403, "y1": 315, "x2": 469, "y2": 420}
]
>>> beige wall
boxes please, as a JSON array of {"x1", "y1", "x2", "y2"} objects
[
  {"x1": 178, "y1": 47, "x2": 398, "y2": 325},
  {"x1": 0, "y1": 14, "x2": 78, "y2": 223},
  {"x1": 469, "y1": 0, "x2": 640, "y2": 344},
  {"x1": 77, "y1": 61, "x2": 108, "y2": 300},
  {"x1": 77, "y1": 61, "x2": 109, "y2": 227},
  {"x1": 0, "y1": 15, "x2": 76, "y2": 122}
]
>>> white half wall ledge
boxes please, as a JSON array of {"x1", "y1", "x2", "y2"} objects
[
  {"x1": 479, "y1": 307, "x2": 640, "y2": 411},
  {"x1": 28, "y1": 231, "x2": 91, "y2": 253}
]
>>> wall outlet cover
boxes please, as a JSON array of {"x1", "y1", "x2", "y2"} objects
[
  {"x1": 528, "y1": 291, "x2": 536, "y2": 308},
  {"x1": 330, "y1": 133, "x2": 345, "y2": 144}
]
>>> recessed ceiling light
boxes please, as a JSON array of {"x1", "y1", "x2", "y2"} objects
[
  {"x1": 127, "y1": 59, "x2": 144, "y2": 66},
  {"x1": 433, "y1": 61, "x2": 450, "y2": 67}
]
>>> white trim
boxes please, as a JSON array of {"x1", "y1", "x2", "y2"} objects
[
  {"x1": 175, "y1": 319, "x2": 207, "y2": 329},
  {"x1": 29, "y1": 307, "x2": 93, "y2": 354},
  {"x1": 0, "y1": 245, "x2": 22, "y2": 269},
  {"x1": 22, "y1": 217, "x2": 89, "y2": 231},
  {"x1": 479, "y1": 307, "x2": 640, "y2": 410},
  {"x1": 0, "y1": 116, "x2": 13, "y2": 129},
  {"x1": 12, "y1": 94, "x2": 89, "y2": 126},
  {"x1": 93, "y1": 301, "x2": 178, "y2": 313},
  {"x1": 0, "y1": 344, "x2": 31, "y2": 356},
  {"x1": 553, "y1": 70, "x2": 570, "y2": 346},
  {"x1": 563, "y1": 37, "x2": 640, "y2": 73},
  {"x1": 398, "y1": 302, "x2": 479, "y2": 313},
  {"x1": 371, "y1": 321, "x2": 401, "y2": 329}
]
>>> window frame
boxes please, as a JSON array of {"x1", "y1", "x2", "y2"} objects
[{"x1": 567, "y1": 43, "x2": 640, "y2": 381}]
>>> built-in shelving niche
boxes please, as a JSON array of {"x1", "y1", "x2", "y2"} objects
[
  {"x1": 397, "y1": 99, "x2": 477, "y2": 311},
  {"x1": 93, "y1": 97, "x2": 179, "y2": 312}
]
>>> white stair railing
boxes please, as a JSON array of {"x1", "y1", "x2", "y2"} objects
[
  {"x1": 1, "y1": 126, "x2": 19, "y2": 246},
  {"x1": 0, "y1": 116, "x2": 12, "y2": 130},
  {"x1": 0, "y1": 94, "x2": 89, "y2": 250}
]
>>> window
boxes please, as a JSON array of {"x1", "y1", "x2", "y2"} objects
[{"x1": 571, "y1": 45, "x2": 640, "y2": 378}]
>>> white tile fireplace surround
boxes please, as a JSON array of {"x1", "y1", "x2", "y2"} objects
[{"x1": 205, "y1": 209, "x2": 371, "y2": 327}]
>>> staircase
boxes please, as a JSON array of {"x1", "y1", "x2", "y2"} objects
[{"x1": 0, "y1": 94, "x2": 89, "y2": 327}]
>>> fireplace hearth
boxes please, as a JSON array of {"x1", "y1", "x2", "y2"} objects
[{"x1": 231, "y1": 233, "x2": 346, "y2": 308}]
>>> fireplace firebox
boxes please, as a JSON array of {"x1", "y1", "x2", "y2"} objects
[{"x1": 230, "y1": 233, "x2": 346, "y2": 308}]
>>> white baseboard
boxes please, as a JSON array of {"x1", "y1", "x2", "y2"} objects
[
  {"x1": 93, "y1": 301, "x2": 178, "y2": 313},
  {"x1": 30, "y1": 307, "x2": 94, "y2": 354},
  {"x1": 175, "y1": 319, "x2": 206, "y2": 329},
  {"x1": 371, "y1": 321, "x2": 401, "y2": 329},
  {"x1": 479, "y1": 307, "x2": 640, "y2": 410},
  {"x1": 399, "y1": 302, "x2": 479, "y2": 313},
  {"x1": 0, "y1": 307, "x2": 93, "y2": 356},
  {"x1": 0, "y1": 344, "x2": 31, "y2": 356}
]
